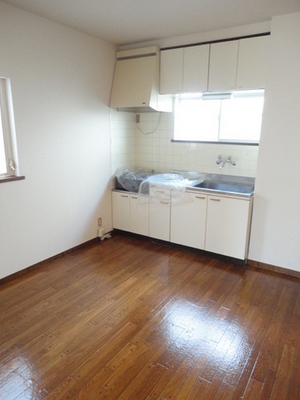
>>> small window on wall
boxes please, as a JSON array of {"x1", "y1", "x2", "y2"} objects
[
  {"x1": 0, "y1": 77, "x2": 21, "y2": 179},
  {"x1": 174, "y1": 90, "x2": 264, "y2": 144}
]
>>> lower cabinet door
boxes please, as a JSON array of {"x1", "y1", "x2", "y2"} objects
[
  {"x1": 149, "y1": 201, "x2": 170, "y2": 241},
  {"x1": 112, "y1": 191, "x2": 130, "y2": 231},
  {"x1": 149, "y1": 187, "x2": 171, "y2": 241},
  {"x1": 205, "y1": 195, "x2": 251, "y2": 259},
  {"x1": 130, "y1": 194, "x2": 149, "y2": 236},
  {"x1": 170, "y1": 192, "x2": 207, "y2": 249}
]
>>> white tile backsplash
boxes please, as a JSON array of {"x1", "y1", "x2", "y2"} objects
[
  {"x1": 110, "y1": 110, "x2": 259, "y2": 178},
  {"x1": 110, "y1": 110, "x2": 136, "y2": 174}
]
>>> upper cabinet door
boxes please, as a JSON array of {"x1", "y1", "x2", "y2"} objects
[
  {"x1": 160, "y1": 45, "x2": 209, "y2": 94},
  {"x1": 160, "y1": 48, "x2": 184, "y2": 94},
  {"x1": 208, "y1": 40, "x2": 239, "y2": 92},
  {"x1": 183, "y1": 45, "x2": 209, "y2": 92},
  {"x1": 236, "y1": 35, "x2": 269, "y2": 90}
]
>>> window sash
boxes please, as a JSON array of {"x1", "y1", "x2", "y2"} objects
[
  {"x1": 174, "y1": 90, "x2": 264, "y2": 144},
  {"x1": 0, "y1": 77, "x2": 18, "y2": 177}
]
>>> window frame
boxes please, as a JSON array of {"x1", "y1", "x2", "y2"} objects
[{"x1": 0, "y1": 76, "x2": 24, "y2": 183}]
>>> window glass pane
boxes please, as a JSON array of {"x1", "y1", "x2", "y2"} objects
[
  {"x1": 174, "y1": 98, "x2": 219, "y2": 141},
  {"x1": 219, "y1": 94, "x2": 264, "y2": 142},
  {"x1": 0, "y1": 106, "x2": 7, "y2": 174}
]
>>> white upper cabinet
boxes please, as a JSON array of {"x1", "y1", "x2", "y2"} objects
[
  {"x1": 208, "y1": 40, "x2": 239, "y2": 92},
  {"x1": 160, "y1": 45, "x2": 209, "y2": 94},
  {"x1": 209, "y1": 36, "x2": 269, "y2": 92},
  {"x1": 236, "y1": 35, "x2": 269, "y2": 90},
  {"x1": 160, "y1": 36, "x2": 269, "y2": 94},
  {"x1": 183, "y1": 45, "x2": 209, "y2": 92},
  {"x1": 160, "y1": 36, "x2": 269, "y2": 95},
  {"x1": 160, "y1": 48, "x2": 183, "y2": 94}
]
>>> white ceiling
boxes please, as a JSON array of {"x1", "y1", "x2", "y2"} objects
[{"x1": 2, "y1": 0, "x2": 300, "y2": 46}]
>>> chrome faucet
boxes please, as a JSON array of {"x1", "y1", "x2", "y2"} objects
[{"x1": 216, "y1": 155, "x2": 236, "y2": 169}]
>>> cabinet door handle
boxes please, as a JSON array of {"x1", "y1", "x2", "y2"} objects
[
  {"x1": 210, "y1": 198, "x2": 220, "y2": 202},
  {"x1": 196, "y1": 196, "x2": 206, "y2": 200},
  {"x1": 131, "y1": 196, "x2": 138, "y2": 200},
  {"x1": 160, "y1": 201, "x2": 169, "y2": 204},
  {"x1": 121, "y1": 194, "x2": 129, "y2": 198}
]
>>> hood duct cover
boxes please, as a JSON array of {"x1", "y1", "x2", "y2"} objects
[{"x1": 110, "y1": 47, "x2": 172, "y2": 113}]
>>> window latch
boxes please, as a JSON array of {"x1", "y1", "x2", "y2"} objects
[{"x1": 9, "y1": 159, "x2": 16, "y2": 172}]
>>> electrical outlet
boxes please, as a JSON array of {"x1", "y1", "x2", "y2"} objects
[{"x1": 98, "y1": 217, "x2": 102, "y2": 227}]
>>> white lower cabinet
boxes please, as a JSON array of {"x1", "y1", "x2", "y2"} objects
[
  {"x1": 112, "y1": 191, "x2": 130, "y2": 231},
  {"x1": 112, "y1": 190, "x2": 252, "y2": 260},
  {"x1": 205, "y1": 195, "x2": 252, "y2": 259},
  {"x1": 148, "y1": 187, "x2": 171, "y2": 241},
  {"x1": 112, "y1": 191, "x2": 149, "y2": 236},
  {"x1": 130, "y1": 194, "x2": 149, "y2": 236},
  {"x1": 170, "y1": 192, "x2": 207, "y2": 250}
]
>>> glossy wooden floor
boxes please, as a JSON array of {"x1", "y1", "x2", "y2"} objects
[{"x1": 1, "y1": 233, "x2": 300, "y2": 400}]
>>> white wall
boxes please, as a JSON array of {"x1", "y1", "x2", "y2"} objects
[
  {"x1": 120, "y1": 21, "x2": 271, "y2": 51},
  {"x1": 0, "y1": 3, "x2": 115, "y2": 279},
  {"x1": 249, "y1": 12, "x2": 300, "y2": 272}
]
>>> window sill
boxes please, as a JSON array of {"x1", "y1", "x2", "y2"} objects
[
  {"x1": 171, "y1": 139, "x2": 259, "y2": 146},
  {"x1": 0, "y1": 175, "x2": 25, "y2": 184}
]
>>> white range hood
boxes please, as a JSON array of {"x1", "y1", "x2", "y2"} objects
[{"x1": 110, "y1": 46, "x2": 172, "y2": 113}]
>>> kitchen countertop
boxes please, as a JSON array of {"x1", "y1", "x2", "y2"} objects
[{"x1": 113, "y1": 172, "x2": 255, "y2": 199}]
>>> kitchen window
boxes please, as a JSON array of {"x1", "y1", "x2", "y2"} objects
[
  {"x1": 0, "y1": 77, "x2": 23, "y2": 182},
  {"x1": 174, "y1": 90, "x2": 264, "y2": 144}
]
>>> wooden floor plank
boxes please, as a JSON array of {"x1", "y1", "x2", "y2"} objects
[
  {"x1": 269, "y1": 343, "x2": 296, "y2": 400},
  {"x1": 241, "y1": 377, "x2": 263, "y2": 400},
  {"x1": 285, "y1": 330, "x2": 300, "y2": 400},
  {"x1": 0, "y1": 232, "x2": 299, "y2": 400},
  {"x1": 185, "y1": 377, "x2": 210, "y2": 400},
  {"x1": 118, "y1": 361, "x2": 167, "y2": 399}
]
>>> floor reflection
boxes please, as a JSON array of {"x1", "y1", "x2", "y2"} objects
[
  {"x1": 0, "y1": 356, "x2": 34, "y2": 399},
  {"x1": 163, "y1": 299, "x2": 248, "y2": 368}
]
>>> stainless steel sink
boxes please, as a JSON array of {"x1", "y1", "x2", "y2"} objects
[{"x1": 193, "y1": 180, "x2": 254, "y2": 194}]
